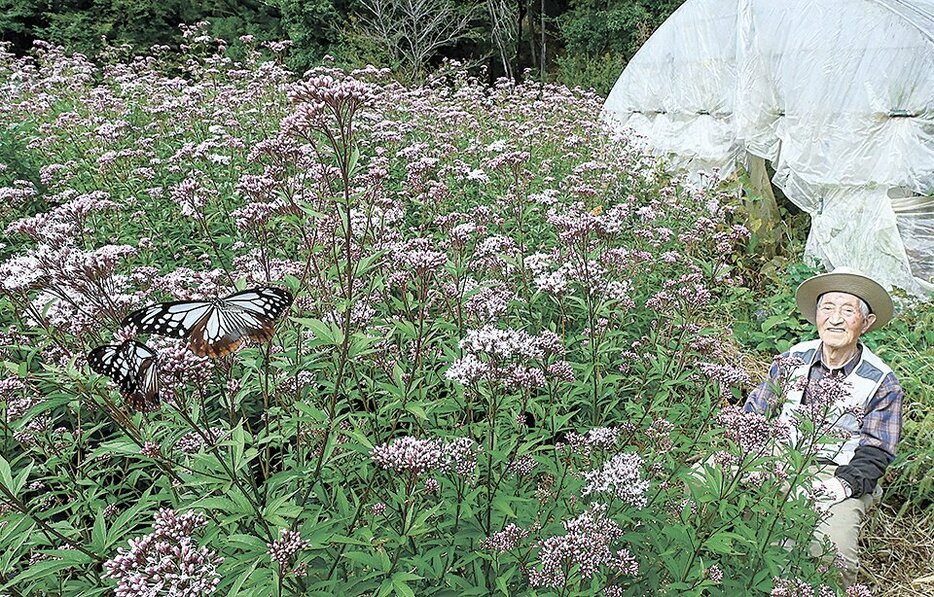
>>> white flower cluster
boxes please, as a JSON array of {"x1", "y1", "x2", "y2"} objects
[
  {"x1": 581, "y1": 452, "x2": 650, "y2": 509},
  {"x1": 458, "y1": 325, "x2": 543, "y2": 360}
]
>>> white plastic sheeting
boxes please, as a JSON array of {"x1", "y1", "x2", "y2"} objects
[{"x1": 602, "y1": 0, "x2": 934, "y2": 295}]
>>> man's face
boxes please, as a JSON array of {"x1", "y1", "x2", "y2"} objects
[{"x1": 815, "y1": 291, "x2": 876, "y2": 351}]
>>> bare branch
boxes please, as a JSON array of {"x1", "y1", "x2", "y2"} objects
[
  {"x1": 358, "y1": 0, "x2": 479, "y2": 79},
  {"x1": 487, "y1": 0, "x2": 520, "y2": 80}
]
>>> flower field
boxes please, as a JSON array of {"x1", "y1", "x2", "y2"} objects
[{"x1": 1, "y1": 27, "x2": 932, "y2": 596}]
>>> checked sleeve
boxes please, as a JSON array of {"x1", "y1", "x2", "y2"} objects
[{"x1": 742, "y1": 358, "x2": 783, "y2": 416}]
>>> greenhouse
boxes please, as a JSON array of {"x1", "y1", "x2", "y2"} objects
[{"x1": 602, "y1": 0, "x2": 934, "y2": 296}]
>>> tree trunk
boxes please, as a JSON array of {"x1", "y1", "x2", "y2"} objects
[
  {"x1": 540, "y1": 0, "x2": 546, "y2": 79},
  {"x1": 516, "y1": 0, "x2": 526, "y2": 78}
]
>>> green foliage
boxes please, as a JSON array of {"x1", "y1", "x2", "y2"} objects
[
  {"x1": 0, "y1": 0, "x2": 43, "y2": 40},
  {"x1": 558, "y1": 0, "x2": 652, "y2": 58},
  {"x1": 867, "y1": 301, "x2": 934, "y2": 511},
  {"x1": 1, "y1": 0, "x2": 691, "y2": 98},
  {"x1": 34, "y1": 0, "x2": 201, "y2": 58},
  {"x1": 274, "y1": 0, "x2": 349, "y2": 72},
  {"x1": 552, "y1": 51, "x2": 627, "y2": 96},
  {"x1": 733, "y1": 262, "x2": 821, "y2": 355},
  {"x1": 0, "y1": 123, "x2": 41, "y2": 187},
  {"x1": 0, "y1": 124, "x2": 47, "y2": 222},
  {"x1": 3, "y1": 0, "x2": 293, "y2": 63},
  {"x1": 554, "y1": 0, "x2": 686, "y2": 84}
]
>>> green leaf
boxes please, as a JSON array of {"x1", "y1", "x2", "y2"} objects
[
  {"x1": 12, "y1": 459, "x2": 32, "y2": 495},
  {"x1": 226, "y1": 559, "x2": 260, "y2": 595},
  {"x1": 491, "y1": 496, "x2": 516, "y2": 518},
  {"x1": 761, "y1": 314, "x2": 785, "y2": 332},
  {"x1": 404, "y1": 401, "x2": 427, "y2": 421},
  {"x1": 0, "y1": 455, "x2": 13, "y2": 492},
  {"x1": 391, "y1": 575, "x2": 416, "y2": 597},
  {"x1": 344, "y1": 550, "x2": 381, "y2": 569},
  {"x1": 226, "y1": 533, "x2": 269, "y2": 555},
  {"x1": 8, "y1": 553, "x2": 84, "y2": 584},
  {"x1": 704, "y1": 531, "x2": 736, "y2": 555},
  {"x1": 0, "y1": 517, "x2": 36, "y2": 570},
  {"x1": 293, "y1": 317, "x2": 336, "y2": 345},
  {"x1": 374, "y1": 579, "x2": 393, "y2": 597},
  {"x1": 90, "y1": 511, "x2": 106, "y2": 553}
]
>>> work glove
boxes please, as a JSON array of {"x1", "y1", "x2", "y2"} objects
[{"x1": 810, "y1": 477, "x2": 851, "y2": 512}]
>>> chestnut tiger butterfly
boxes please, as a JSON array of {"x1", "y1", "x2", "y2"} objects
[
  {"x1": 122, "y1": 286, "x2": 294, "y2": 358},
  {"x1": 87, "y1": 339, "x2": 160, "y2": 412}
]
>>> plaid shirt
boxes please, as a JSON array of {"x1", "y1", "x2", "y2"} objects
[{"x1": 744, "y1": 343, "x2": 903, "y2": 462}]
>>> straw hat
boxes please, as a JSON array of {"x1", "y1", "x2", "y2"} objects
[{"x1": 795, "y1": 267, "x2": 894, "y2": 332}]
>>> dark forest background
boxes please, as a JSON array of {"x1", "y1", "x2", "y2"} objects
[{"x1": 0, "y1": 0, "x2": 685, "y2": 94}]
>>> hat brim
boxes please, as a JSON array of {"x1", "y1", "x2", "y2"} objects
[{"x1": 795, "y1": 272, "x2": 893, "y2": 332}]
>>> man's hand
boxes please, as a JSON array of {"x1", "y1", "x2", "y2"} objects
[{"x1": 811, "y1": 476, "x2": 852, "y2": 512}]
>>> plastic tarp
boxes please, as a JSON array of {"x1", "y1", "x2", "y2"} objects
[{"x1": 601, "y1": 0, "x2": 934, "y2": 295}]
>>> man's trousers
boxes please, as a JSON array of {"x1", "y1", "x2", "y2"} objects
[{"x1": 810, "y1": 464, "x2": 882, "y2": 587}]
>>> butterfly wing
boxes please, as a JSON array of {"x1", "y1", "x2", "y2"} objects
[
  {"x1": 88, "y1": 344, "x2": 134, "y2": 392},
  {"x1": 188, "y1": 287, "x2": 293, "y2": 357},
  {"x1": 126, "y1": 340, "x2": 160, "y2": 412},
  {"x1": 223, "y1": 287, "x2": 294, "y2": 319},
  {"x1": 88, "y1": 340, "x2": 160, "y2": 412},
  {"x1": 122, "y1": 300, "x2": 214, "y2": 339},
  {"x1": 185, "y1": 304, "x2": 254, "y2": 357},
  {"x1": 122, "y1": 287, "x2": 293, "y2": 358}
]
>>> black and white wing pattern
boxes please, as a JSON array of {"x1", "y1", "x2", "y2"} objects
[
  {"x1": 122, "y1": 286, "x2": 294, "y2": 358},
  {"x1": 87, "y1": 340, "x2": 160, "y2": 412},
  {"x1": 185, "y1": 287, "x2": 293, "y2": 357}
]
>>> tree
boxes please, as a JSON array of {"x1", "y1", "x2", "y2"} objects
[
  {"x1": 357, "y1": 0, "x2": 480, "y2": 80},
  {"x1": 487, "y1": 0, "x2": 520, "y2": 80},
  {"x1": 554, "y1": 0, "x2": 685, "y2": 94}
]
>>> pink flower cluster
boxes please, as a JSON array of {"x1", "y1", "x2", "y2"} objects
[
  {"x1": 769, "y1": 577, "x2": 837, "y2": 597},
  {"x1": 0, "y1": 377, "x2": 40, "y2": 419},
  {"x1": 707, "y1": 564, "x2": 723, "y2": 583},
  {"x1": 560, "y1": 426, "x2": 624, "y2": 456},
  {"x1": 139, "y1": 442, "x2": 161, "y2": 458},
  {"x1": 442, "y1": 437, "x2": 479, "y2": 478},
  {"x1": 470, "y1": 235, "x2": 520, "y2": 273},
  {"x1": 174, "y1": 427, "x2": 225, "y2": 454},
  {"x1": 718, "y1": 406, "x2": 790, "y2": 456},
  {"x1": 508, "y1": 454, "x2": 538, "y2": 477},
  {"x1": 267, "y1": 529, "x2": 309, "y2": 568},
  {"x1": 370, "y1": 436, "x2": 478, "y2": 478},
  {"x1": 480, "y1": 523, "x2": 530, "y2": 553},
  {"x1": 371, "y1": 437, "x2": 444, "y2": 476},
  {"x1": 103, "y1": 509, "x2": 222, "y2": 596},
  {"x1": 529, "y1": 503, "x2": 638, "y2": 588},
  {"x1": 698, "y1": 362, "x2": 751, "y2": 391},
  {"x1": 147, "y1": 337, "x2": 214, "y2": 392},
  {"x1": 446, "y1": 325, "x2": 568, "y2": 388},
  {"x1": 786, "y1": 375, "x2": 856, "y2": 441},
  {"x1": 288, "y1": 74, "x2": 375, "y2": 113},
  {"x1": 463, "y1": 280, "x2": 516, "y2": 323},
  {"x1": 391, "y1": 238, "x2": 447, "y2": 277},
  {"x1": 797, "y1": 375, "x2": 853, "y2": 412},
  {"x1": 773, "y1": 354, "x2": 807, "y2": 378}
]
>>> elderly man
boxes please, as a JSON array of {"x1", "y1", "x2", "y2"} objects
[{"x1": 743, "y1": 267, "x2": 903, "y2": 587}]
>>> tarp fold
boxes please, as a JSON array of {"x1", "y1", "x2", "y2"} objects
[{"x1": 602, "y1": 0, "x2": 934, "y2": 295}]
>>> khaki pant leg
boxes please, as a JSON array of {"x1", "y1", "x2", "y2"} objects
[{"x1": 808, "y1": 467, "x2": 881, "y2": 587}]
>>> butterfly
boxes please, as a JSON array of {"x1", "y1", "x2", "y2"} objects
[
  {"x1": 122, "y1": 286, "x2": 294, "y2": 358},
  {"x1": 87, "y1": 340, "x2": 160, "y2": 412}
]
